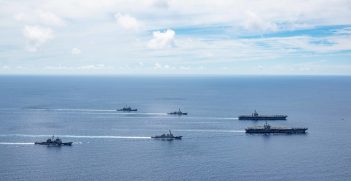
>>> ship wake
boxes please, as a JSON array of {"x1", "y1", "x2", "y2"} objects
[
  {"x1": 0, "y1": 142, "x2": 34, "y2": 145},
  {"x1": 0, "y1": 134, "x2": 151, "y2": 139},
  {"x1": 175, "y1": 129, "x2": 245, "y2": 133}
]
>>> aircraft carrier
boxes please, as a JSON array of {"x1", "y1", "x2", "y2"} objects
[
  {"x1": 245, "y1": 122, "x2": 307, "y2": 134},
  {"x1": 239, "y1": 110, "x2": 287, "y2": 120}
]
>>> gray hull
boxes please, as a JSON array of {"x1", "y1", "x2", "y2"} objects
[
  {"x1": 239, "y1": 115, "x2": 287, "y2": 120},
  {"x1": 151, "y1": 136, "x2": 182, "y2": 139},
  {"x1": 168, "y1": 112, "x2": 187, "y2": 115},
  {"x1": 117, "y1": 109, "x2": 137, "y2": 112},
  {"x1": 35, "y1": 142, "x2": 73, "y2": 146},
  {"x1": 245, "y1": 128, "x2": 307, "y2": 134}
]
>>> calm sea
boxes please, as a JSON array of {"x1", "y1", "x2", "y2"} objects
[{"x1": 0, "y1": 76, "x2": 350, "y2": 181}]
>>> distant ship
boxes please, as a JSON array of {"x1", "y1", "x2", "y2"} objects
[
  {"x1": 239, "y1": 110, "x2": 287, "y2": 120},
  {"x1": 168, "y1": 108, "x2": 188, "y2": 115},
  {"x1": 152, "y1": 130, "x2": 182, "y2": 140},
  {"x1": 117, "y1": 106, "x2": 137, "y2": 112},
  {"x1": 35, "y1": 136, "x2": 73, "y2": 146},
  {"x1": 245, "y1": 122, "x2": 308, "y2": 134}
]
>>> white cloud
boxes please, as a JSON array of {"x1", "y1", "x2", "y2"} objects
[
  {"x1": 152, "y1": 0, "x2": 169, "y2": 9},
  {"x1": 37, "y1": 10, "x2": 66, "y2": 26},
  {"x1": 147, "y1": 29, "x2": 175, "y2": 49},
  {"x1": 243, "y1": 10, "x2": 278, "y2": 33},
  {"x1": 115, "y1": 13, "x2": 141, "y2": 30},
  {"x1": 1, "y1": 65, "x2": 10, "y2": 70},
  {"x1": 71, "y1": 48, "x2": 81, "y2": 55},
  {"x1": 5, "y1": 0, "x2": 351, "y2": 31},
  {"x1": 1, "y1": 0, "x2": 351, "y2": 75},
  {"x1": 154, "y1": 62, "x2": 162, "y2": 69},
  {"x1": 334, "y1": 27, "x2": 351, "y2": 35},
  {"x1": 153, "y1": 62, "x2": 173, "y2": 70},
  {"x1": 164, "y1": 64, "x2": 170, "y2": 69},
  {"x1": 78, "y1": 64, "x2": 111, "y2": 70},
  {"x1": 44, "y1": 64, "x2": 113, "y2": 71},
  {"x1": 14, "y1": 13, "x2": 28, "y2": 21},
  {"x1": 23, "y1": 25, "x2": 54, "y2": 52},
  {"x1": 148, "y1": 32, "x2": 351, "y2": 65},
  {"x1": 251, "y1": 35, "x2": 351, "y2": 54},
  {"x1": 179, "y1": 66, "x2": 190, "y2": 70},
  {"x1": 15, "y1": 10, "x2": 65, "y2": 27}
]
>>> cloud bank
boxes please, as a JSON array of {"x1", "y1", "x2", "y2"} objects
[{"x1": 0, "y1": 0, "x2": 350, "y2": 75}]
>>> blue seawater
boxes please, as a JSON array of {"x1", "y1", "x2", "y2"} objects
[{"x1": 0, "y1": 76, "x2": 350, "y2": 180}]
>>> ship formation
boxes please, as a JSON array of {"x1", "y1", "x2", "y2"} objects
[{"x1": 34, "y1": 108, "x2": 308, "y2": 146}]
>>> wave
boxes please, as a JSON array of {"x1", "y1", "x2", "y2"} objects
[{"x1": 0, "y1": 134, "x2": 151, "y2": 139}]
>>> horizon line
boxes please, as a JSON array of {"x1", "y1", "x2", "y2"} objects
[{"x1": 0, "y1": 73, "x2": 350, "y2": 77}]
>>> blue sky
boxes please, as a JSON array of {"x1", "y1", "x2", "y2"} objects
[{"x1": 0, "y1": 0, "x2": 350, "y2": 75}]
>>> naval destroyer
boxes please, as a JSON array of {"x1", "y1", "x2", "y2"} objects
[
  {"x1": 117, "y1": 106, "x2": 137, "y2": 112},
  {"x1": 152, "y1": 130, "x2": 182, "y2": 140},
  {"x1": 168, "y1": 108, "x2": 187, "y2": 115},
  {"x1": 35, "y1": 136, "x2": 73, "y2": 146}
]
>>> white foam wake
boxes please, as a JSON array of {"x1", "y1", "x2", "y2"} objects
[
  {"x1": 163, "y1": 116, "x2": 238, "y2": 120},
  {"x1": 59, "y1": 135, "x2": 151, "y2": 139},
  {"x1": 85, "y1": 112, "x2": 168, "y2": 115},
  {"x1": 0, "y1": 134, "x2": 151, "y2": 139},
  {"x1": 26, "y1": 108, "x2": 168, "y2": 115},
  {"x1": 28, "y1": 108, "x2": 116, "y2": 112},
  {"x1": 175, "y1": 129, "x2": 245, "y2": 133},
  {"x1": 0, "y1": 142, "x2": 34, "y2": 145}
]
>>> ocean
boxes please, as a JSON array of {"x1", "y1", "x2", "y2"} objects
[{"x1": 0, "y1": 76, "x2": 350, "y2": 180}]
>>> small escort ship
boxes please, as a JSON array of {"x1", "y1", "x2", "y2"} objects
[
  {"x1": 117, "y1": 106, "x2": 137, "y2": 112},
  {"x1": 239, "y1": 110, "x2": 287, "y2": 120},
  {"x1": 152, "y1": 130, "x2": 182, "y2": 140},
  {"x1": 168, "y1": 108, "x2": 188, "y2": 115},
  {"x1": 245, "y1": 122, "x2": 308, "y2": 134},
  {"x1": 35, "y1": 136, "x2": 73, "y2": 146}
]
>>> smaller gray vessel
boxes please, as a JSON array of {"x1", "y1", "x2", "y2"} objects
[
  {"x1": 168, "y1": 108, "x2": 187, "y2": 115},
  {"x1": 245, "y1": 122, "x2": 308, "y2": 134},
  {"x1": 117, "y1": 106, "x2": 137, "y2": 112},
  {"x1": 152, "y1": 130, "x2": 182, "y2": 140},
  {"x1": 35, "y1": 136, "x2": 73, "y2": 146}
]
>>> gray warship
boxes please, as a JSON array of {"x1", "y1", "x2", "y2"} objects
[
  {"x1": 152, "y1": 130, "x2": 182, "y2": 140},
  {"x1": 35, "y1": 136, "x2": 73, "y2": 146},
  {"x1": 168, "y1": 108, "x2": 188, "y2": 115},
  {"x1": 117, "y1": 106, "x2": 137, "y2": 112},
  {"x1": 239, "y1": 110, "x2": 287, "y2": 120},
  {"x1": 245, "y1": 122, "x2": 308, "y2": 134}
]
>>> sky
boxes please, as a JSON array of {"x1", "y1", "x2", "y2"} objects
[{"x1": 0, "y1": 0, "x2": 351, "y2": 75}]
